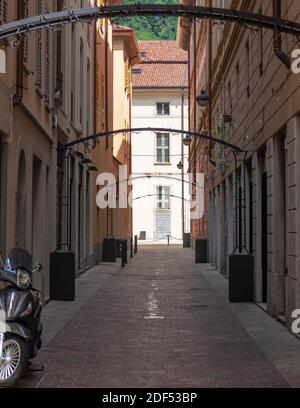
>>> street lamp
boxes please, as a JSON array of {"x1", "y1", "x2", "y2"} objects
[
  {"x1": 183, "y1": 135, "x2": 192, "y2": 146},
  {"x1": 87, "y1": 165, "x2": 98, "y2": 172},
  {"x1": 196, "y1": 80, "x2": 233, "y2": 124},
  {"x1": 81, "y1": 158, "x2": 93, "y2": 165},
  {"x1": 177, "y1": 160, "x2": 183, "y2": 170},
  {"x1": 196, "y1": 90, "x2": 210, "y2": 108}
]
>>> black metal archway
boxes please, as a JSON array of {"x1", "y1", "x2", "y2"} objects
[
  {"x1": 133, "y1": 193, "x2": 190, "y2": 202},
  {"x1": 0, "y1": 4, "x2": 300, "y2": 41},
  {"x1": 60, "y1": 127, "x2": 244, "y2": 153}
]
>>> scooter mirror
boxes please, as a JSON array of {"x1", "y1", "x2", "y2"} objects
[{"x1": 32, "y1": 263, "x2": 43, "y2": 273}]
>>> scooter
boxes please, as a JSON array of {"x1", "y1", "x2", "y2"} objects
[{"x1": 0, "y1": 248, "x2": 43, "y2": 387}]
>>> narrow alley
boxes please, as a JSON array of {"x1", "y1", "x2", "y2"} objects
[{"x1": 19, "y1": 246, "x2": 300, "y2": 388}]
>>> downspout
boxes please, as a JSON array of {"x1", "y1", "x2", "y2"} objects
[
  {"x1": 13, "y1": 0, "x2": 24, "y2": 106},
  {"x1": 207, "y1": 0, "x2": 213, "y2": 157},
  {"x1": 273, "y1": 0, "x2": 290, "y2": 69},
  {"x1": 181, "y1": 90, "x2": 185, "y2": 239},
  {"x1": 193, "y1": 18, "x2": 197, "y2": 183},
  {"x1": 104, "y1": 0, "x2": 109, "y2": 237}
]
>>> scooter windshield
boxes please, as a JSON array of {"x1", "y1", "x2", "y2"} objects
[{"x1": 4, "y1": 248, "x2": 33, "y2": 273}]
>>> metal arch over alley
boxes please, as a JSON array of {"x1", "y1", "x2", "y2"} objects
[
  {"x1": 59, "y1": 127, "x2": 245, "y2": 152},
  {"x1": 1, "y1": 4, "x2": 300, "y2": 41}
]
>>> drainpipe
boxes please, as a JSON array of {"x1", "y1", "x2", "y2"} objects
[
  {"x1": 181, "y1": 90, "x2": 185, "y2": 239},
  {"x1": 207, "y1": 0, "x2": 213, "y2": 157},
  {"x1": 104, "y1": 0, "x2": 110, "y2": 237},
  {"x1": 13, "y1": 0, "x2": 24, "y2": 106},
  {"x1": 273, "y1": 0, "x2": 290, "y2": 69}
]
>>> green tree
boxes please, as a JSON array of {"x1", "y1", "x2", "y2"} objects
[{"x1": 113, "y1": 0, "x2": 178, "y2": 40}]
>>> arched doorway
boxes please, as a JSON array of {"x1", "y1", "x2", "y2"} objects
[{"x1": 15, "y1": 150, "x2": 26, "y2": 249}]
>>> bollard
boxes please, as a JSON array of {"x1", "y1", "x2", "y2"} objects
[
  {"x1": 134, "y1": 235, "x2": 138, "y2": 254},
  {"x1": 121, "y1": 239, "x2": 128, "y2": 267},
  {"x1": 130, "y1": 237, "x2": 133, "y2": 258},
  {"x1": 167, "y1": 235, "x2": 170, "y2": 246}
]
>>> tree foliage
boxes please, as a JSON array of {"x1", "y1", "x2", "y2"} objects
[{"x1": 113, "y1": 0, "x2": 178, "y2": 40}]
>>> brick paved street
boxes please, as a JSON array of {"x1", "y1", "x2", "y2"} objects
[{"x1": 19, "y1": 246, "x2": 295, "y2": 388}]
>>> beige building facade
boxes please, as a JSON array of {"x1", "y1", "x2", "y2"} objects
[
  {"x1": 0, "y1": 0, "x2": 131, "y2": 301},
  {"x1": 92, "y1": 17, "x2": 139, "y2": 260},
  {"x1": 178, "y1": 0, "x2": 300, "y2": 332}
]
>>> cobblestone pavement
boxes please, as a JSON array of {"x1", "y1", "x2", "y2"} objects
[{"x1": 20, "y1": 246, "x2": 290, "y2": 388}]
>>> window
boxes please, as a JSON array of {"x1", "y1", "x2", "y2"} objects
[
  {"x1": 80, "y1": 39, "x2": 84, "y2": 126},
  {"x1": 96, "y1": 0, "x2": 105, "y2": 30},
  {"x1": 156, "y1": 133, "x2": 170, "y2": 163},
  {"x1": 44, "y1": 26, "x2": 50, "y2": 105},
  {"x1": 132, "y1": 68, "x2": 142, "y2": 74},
  {"x1": 245, "y1": 39, "x2": 250, "y2": 97},
  {"x1": 0, "y1": 1, "x2": 7, "y2": 25},
  {"x1": 157, "y1": 186, "x2": 170, "y2": 209},
  {"x1": 71, "y1": 24, "x2": 76, "y2": 123},
  {"x1": 156, "y1": 102, "x2": 170, "y2": 116},
  {"x1": 258, "y1": 7, "x2": 263, "y2": 76},
  {"x1": 23, "y1": 1, "x2": 29, "y2": 64},
  {"x1": 124, "y1": 60, "x2": 132, "y2": 94},
  {"x1": 35, "y1": 0, "x2": 43, "y2": 92}
]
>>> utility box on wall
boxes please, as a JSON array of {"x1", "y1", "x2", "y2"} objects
[{"x1": 229, "y1": 254, "x2": 254, "y2": 302}]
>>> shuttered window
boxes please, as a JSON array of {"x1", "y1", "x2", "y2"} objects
[
  {"x1": 44, "y1": 27, "x2": 50, "y2": 105},
  {"x1": 35, "y1": 0, "x2": 43, "y2": 92},
  {"x1": 0, "y1": 0, "x2": 7, "y2": 25},
  {"x1": 23, "y1": 1, "x2": 29, "y2": 63},
  {"x1": 156, "y1": 102, "x2": 170, "y2": 115},
  {"x1": 156, "y1": 133, "x2": 170, "y2": 163},
  {"x1": 157, "y1": 186, "x2": 170, "y2": 209}
]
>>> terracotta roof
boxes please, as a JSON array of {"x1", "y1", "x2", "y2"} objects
[{"x1": 133, "y1": 40, "x2": 188, "y2": 88}]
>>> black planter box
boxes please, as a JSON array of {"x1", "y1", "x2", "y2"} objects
[
  {"x1": 103, "y1": 238, "x2": 116, "y2": 262},
  {"x1": 139, "y1": 231, "x2": 146, "y2": 240},
  {"x1": 50, "y1": 251, "x2": 75, "y2": 301},
  {"x1": 116, "y1": 240, "x2": 123, "y2": 258},
  {"x1": 183, "y1": 233, "x2": 191, "y2": 248},
  {"x1": 195, "y1": 239, "x2": 208, "y2": 263},
  {"x1": 229, "y1": 254, "x2": 254, "y2": 302}
]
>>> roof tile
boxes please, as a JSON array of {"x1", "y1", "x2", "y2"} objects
[{"x1": 133, "y1": 41, "x2": 188, "y2": 88}]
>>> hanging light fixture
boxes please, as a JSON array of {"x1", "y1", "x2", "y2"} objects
[
  {"x1": 196, "y1": 89, "x2": 210, "y2": 107},
  {"x1": 183, "y1": 135, "x2": 192, "y2": 146},
  {"x1": 177, "y1": 160, "x2": 184, "y2": 170}
]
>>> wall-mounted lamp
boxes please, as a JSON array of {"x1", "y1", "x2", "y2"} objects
[
  {"x1": 81, "y1": 158, "x2": 93, "y2": 165},
  {"x1": 196, "y1": 90, "x2": 210, "y2": 107},
  {"x1": 177, "y1": 160, "x2": 184, "y2": 170},
  {"x1": 87, "y1": 166, "x2": 98, "y2": 172},
  {"x1": 72, "y1": 151, "x2": 84, "y2": 160},
  {"x1": 183, "y1": 135, "x2": 192, "y2": 146}
]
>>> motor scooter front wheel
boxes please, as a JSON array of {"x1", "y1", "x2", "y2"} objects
[{"x1": 0, "y1": 335, "x2": 29, "y2": 387}]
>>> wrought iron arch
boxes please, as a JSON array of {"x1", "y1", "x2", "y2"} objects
[
  {"x1": 60, "y1": 127, "x2": 244, "y2": 152},
  {"x1": 0, "y1": 4, "x2": 300, "y2": 41}
]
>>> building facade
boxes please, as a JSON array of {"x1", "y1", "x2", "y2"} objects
[
  {"x1": 0, "y1": 0, "x2": 128, "y2": 302},
  {"x1": 132, "y1": 41, "x2": 189, "y2": 244},
  {"x1": 178, "y1": 0, "x2": 300, "y2": 332},
  {"x1": 93, "y1": 21, "x2": 139, "y2": 261}
]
